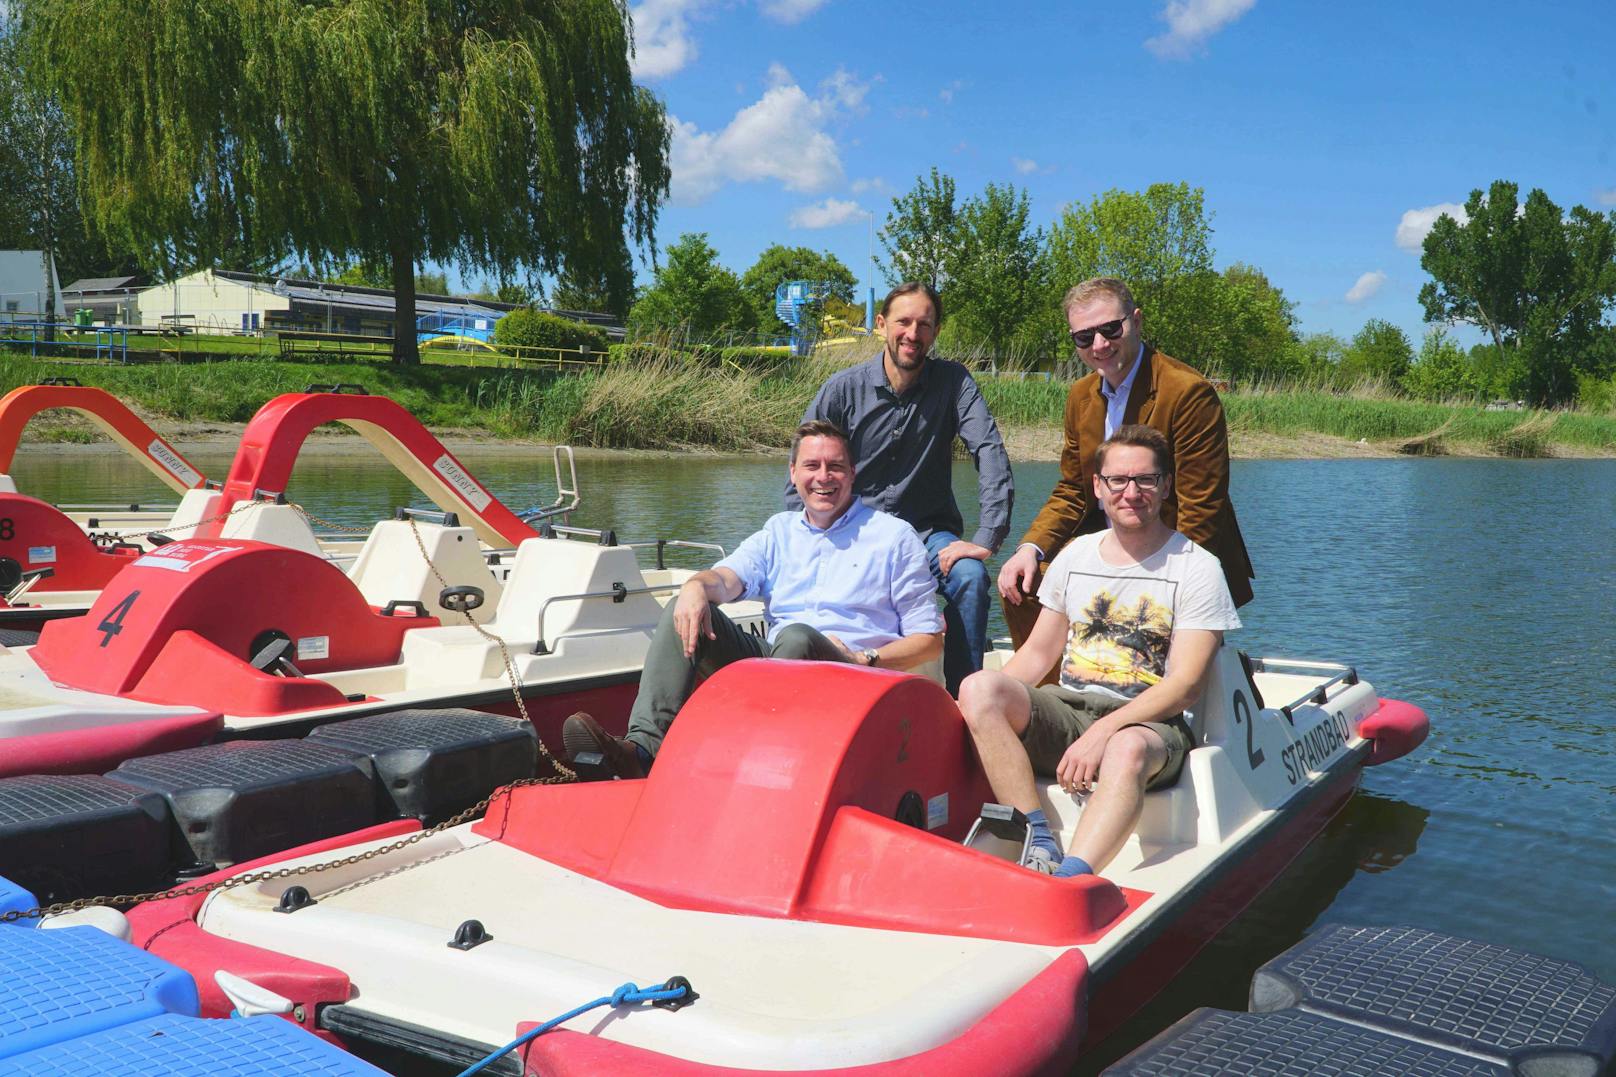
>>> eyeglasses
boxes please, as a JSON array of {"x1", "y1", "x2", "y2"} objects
[
  {"x1": 1098, "y1": 472, "x2": 1164, "y2": 492},
  {"x1": 1069, "y1": 317, "x2": 1128, "y2": 349}
]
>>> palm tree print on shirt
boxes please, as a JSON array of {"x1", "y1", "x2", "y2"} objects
[{"x1": 1062, "y1": 590, "x2": 1173, "y2": 695}]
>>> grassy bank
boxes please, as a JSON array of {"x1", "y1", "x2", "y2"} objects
[{"x1": 3, "y1": 349, "x2": 1613, "y2": 457}]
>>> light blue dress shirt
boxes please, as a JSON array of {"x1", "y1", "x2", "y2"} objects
[
  {"x1": 714, "y1": 499, "x2": 943, "y2": 649},
  {"x1": 1098, "y1": 343, "x2": 1146, "y2": 439}
]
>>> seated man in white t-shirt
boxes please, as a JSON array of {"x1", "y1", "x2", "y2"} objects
[{"x1": 958, "y1": 424, "x2": 1241, "y2": 878}]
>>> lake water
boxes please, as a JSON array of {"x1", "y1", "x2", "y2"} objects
[{"x1": 15, "y1": 445, "x2": 1616, "y2": 1071}]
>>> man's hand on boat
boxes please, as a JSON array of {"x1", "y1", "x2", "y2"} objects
[
  {"x1": 672, "y1": 569, "x2": 744, "y2": 657},
  {"x1": 996, "y1": 543, "x2": 1042, "y2": 606}
]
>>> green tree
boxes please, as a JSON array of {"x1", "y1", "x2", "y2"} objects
[
  {"x1": 627, "y1": 233, "x2": 755, "y2": 339},
  {"x1": 947, "y1": 182, "x2": 1045, "y2": 365},
  {"x1": 1401, "y1": 327, "x2": 1485, "y2": 401},
  {"x1": 0, "y1": 17, "x2": 77, "y2": 330},
  {"x1": 550, "y1": 245, "x2": 636, "y2": 320},
  {"x1": 1341, "y1": 319, "x2": 1414, "y2": 384},
  {"x1": 1199, "y1": 263, "x2": 1300, "y2": 383},
  {"x1": 881, "y1": 167, "x2": 958, "y2": 290},
  {"x1": 20, "y1": 0, "x2": 670, "y2": 364},
  {"x1": 1419, "y1": 180, "x2": 1616, "y2": 404},
  {"x1": 1043, "y1": 182, "x2": 1217, "y2": 360},
  {"x1": 739, "y1": 245, "x2": 857, "y2": 335}
]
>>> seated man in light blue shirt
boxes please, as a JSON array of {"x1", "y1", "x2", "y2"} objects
[{"x1": 563, "y1": 419, "x2": 944, "y2": 779}]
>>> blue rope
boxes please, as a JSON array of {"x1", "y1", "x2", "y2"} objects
[{"x1": 454, "y1": 980, "x2": 691, "y2": 1076}]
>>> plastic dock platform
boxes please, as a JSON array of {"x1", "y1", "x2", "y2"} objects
[
  {"x1": 1108, "y1": 923, "x2": 1616, "y2": 1076},
  {"x1": 0, "y1": 875, "x2": 385, "y2": 1075}
]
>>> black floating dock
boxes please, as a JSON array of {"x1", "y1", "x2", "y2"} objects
[
  {"x1": 304, "y1": 707, "x2": 537, "y2": 823},
  {"x1": 1108, "y1": 924, "x2": 1616, "y2": 1076},
  {"x1": 107, "y1": 741, "x2": 378, "y2": 870},
  {"x1": 0, "y1": 774, "x2": 172, "y2": 904}
]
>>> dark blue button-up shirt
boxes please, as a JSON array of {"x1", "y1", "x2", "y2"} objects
[{"x1": 790, "y1": 354, "x2": 1014, "y2": 552}]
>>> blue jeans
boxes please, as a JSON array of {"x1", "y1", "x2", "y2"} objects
[{"x1": 925, "y1": 530, "x2": 989, "y2": 695}]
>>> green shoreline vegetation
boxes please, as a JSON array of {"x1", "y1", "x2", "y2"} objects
[{"x1": 3, "y1": 349, "x2": 1611, "y2": 459}]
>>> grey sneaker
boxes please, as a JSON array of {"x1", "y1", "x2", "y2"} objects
[{"x1": 1022, "y1": 846, "x2": 1061, "y2": 875}]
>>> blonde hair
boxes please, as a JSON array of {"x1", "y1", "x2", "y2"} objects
[{"x1": 1062, "y1": 277, "x2": 1137, "y2": 319}]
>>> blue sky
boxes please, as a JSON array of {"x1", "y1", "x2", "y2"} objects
[{"x1": 585, "y1": 0, "x2": 1615, "y2": 347}]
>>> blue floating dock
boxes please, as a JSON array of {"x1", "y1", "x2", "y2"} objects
[
  {"x1": 1109, "y1": 923, "x2": 1616, "y2": 1076},
  {"x1": 0, "y1": 921, "x2": 199, "y2": 1059},
  {"x1": 0, "y1": 1012, "x2": 387, "y2": 1076},
  {"x1": 0, "y1": 873, "x2": 386, "y2": 1075},
  {"x1": 0, "y1": 875, "x2": 35, "y2": 922}
]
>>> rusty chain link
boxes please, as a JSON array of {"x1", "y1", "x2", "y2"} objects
[{"x1": 1, "y1": 505, "x2": 579, "y2": 924}]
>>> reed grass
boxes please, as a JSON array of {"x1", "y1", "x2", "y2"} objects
[{"x1": 3, "y1": 345, "x2": 1612, "y2": 456}]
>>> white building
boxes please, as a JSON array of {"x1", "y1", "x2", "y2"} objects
[
  {"x1": 0, "y1": 250, "x2": 66, "y2": 319},
  {"x1": 136, "y1": 269, "x2": 510, "y2": 336}
]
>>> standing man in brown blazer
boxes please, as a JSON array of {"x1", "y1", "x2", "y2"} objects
[{"x1": 997, "y1": 277, "x2": 1253, "y2": 656}]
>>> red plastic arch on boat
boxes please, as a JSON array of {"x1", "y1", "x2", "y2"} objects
[
  {"x1": 518, "y1": 948, "x2": 1088, "y2": 1077},
  {"x1": 206, "y1": 392, "x2": 536, "y2": 549},
  {"x1": 1356, "y1": 696, "x2": 1429, "y2": 766},
  {"x1": 29, "y1": 539, "x2": 436, "y2": 716},
  {"x1": 476, "y1": 659, "x2": 1135, "y2": 946},
  {"x1": 0, "y1": 384, "x2": 204, "y2": 493},
  {"x1": 0, "y1": 493, "x2": 146, "y2": 592}
]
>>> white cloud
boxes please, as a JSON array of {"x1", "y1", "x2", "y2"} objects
[
  {"x1": 759, "y1": 0, "x2": 829, "y2": 23},
  {"x1": 892, "y1": 105, "x2": 930, "y2": 121},
  {"x1": 821, "y1": 67, "x2": 875, "y2": 112},
  {"x1": 851, "y1": 177, "x2": 887, "y2": 195},
  {"x1": 939, "y1": 79, "x2": 965, "y2": 104},
  {"x1": 1396, "y1": 202, "x2": 1468, "y2": 253},
  {"x1": 766, "y1": 61, "x2": 795, "y2": 87},
  {"x1": 630, "y1": 0, "x2": 709, "y2": 79},
  {"x1": 1344, "y1": 271, "x2": 1387, "y2": 304},
  {"x1": 790, "y1": 198, "x2": 865, "y2": 229},
  {"x1": 1145, "y1": 0, "x2": 1257, "y2": 59},
  {"x1": 1012, "y1": 157, "x2": 1039, "y2": 175},
  {"x1": 1597, "y1": 188, "x2": 1616, "y2": 206},
  {"x1": 670, "y1": 82, "x2": 845, "y2": 205}
]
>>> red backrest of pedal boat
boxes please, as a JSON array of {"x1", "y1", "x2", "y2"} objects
[
  {"x1": 480, "y1": 660, "x2": 1135, "y2": 944},
  {"x1": 31, "y1": 540, "x2": 436, "y2": 709},
  {"x1": 0, "y1": 493, "x2": 144, "y2": 592}
]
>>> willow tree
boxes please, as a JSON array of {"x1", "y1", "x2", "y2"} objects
[{"x1": 20, "y1": 0, "x2": 670, "y2": 364}]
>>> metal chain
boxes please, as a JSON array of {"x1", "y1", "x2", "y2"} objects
[
  {"x1": 90, "y1": 497, "x2": 262, "y2": 544},
  {"x1": 1, "y1": 509, "x2": 578, "y2": 923}
]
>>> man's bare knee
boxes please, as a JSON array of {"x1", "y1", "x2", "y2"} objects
[
  {"x1": 1102, "y1": 727, "x2": 1157, "y2": 779},
  {"x1": 958, "y1": 670, "x2": 1022, "y2": 734}
]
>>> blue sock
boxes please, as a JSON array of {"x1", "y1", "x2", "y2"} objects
[
  {"x1": 1053, "y1": 855, "x2": 1093, "y2": 878},
  {"x1": 1025, "y1": 809, "x2": 1062, "y2": 859},
  {"x1": 634, "y1": 744, "x2": 653, "y2": 770}
]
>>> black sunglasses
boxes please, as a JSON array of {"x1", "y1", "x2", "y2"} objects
[{"x1": 1069, "y1": 317, "x2": 1128, "y2": 349}]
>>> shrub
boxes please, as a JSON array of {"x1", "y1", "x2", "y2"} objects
[
  {"x1": 494, "y1": 309, "x2": 607, "y2": 354},
  {"x1": 716, "y1": 346, "x2": 792, "y2": 371}
]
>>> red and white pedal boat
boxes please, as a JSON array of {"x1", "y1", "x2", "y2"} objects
[
  {"x1": 0, "y1": 383, "x2": 210, "y2": 629},
  {"x1": 123, "y1": 651, "x2": 1426, "y2": 1074},
  {"x1": 0, "y1": 386, "x2": 566, "y2": 631}
]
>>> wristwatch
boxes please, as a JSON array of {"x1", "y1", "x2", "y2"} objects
[{"x1": 861, "y1": 648, "x2": 880, "y2": 667}]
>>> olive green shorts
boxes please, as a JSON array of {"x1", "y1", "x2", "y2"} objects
[{"x1": 1020, "y1": 684, "x2": 1195, "y2": 792}]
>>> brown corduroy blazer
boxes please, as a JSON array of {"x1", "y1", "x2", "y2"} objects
[{"x1": 1018, "y1": 345, "x2": 1254, "y2": 609}]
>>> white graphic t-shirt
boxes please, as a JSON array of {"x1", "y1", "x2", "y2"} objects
[{"x1": 1036, "y1": 530, "x2": 1241, "y2": 700}]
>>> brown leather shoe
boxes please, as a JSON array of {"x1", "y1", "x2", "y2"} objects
[{"x1": 561, "y1": 711, "x2": 646, "y2": 780}]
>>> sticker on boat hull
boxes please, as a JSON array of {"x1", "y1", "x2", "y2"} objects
[
  {"x1": 297, "y1": 635, "x2": 330, "y2": 661},
  {"x1": 926, "y1": 792, "x2": 948, "y2": 830},
  {"x1": 27, "y1": 545, "x2": 55, "y2": 564},
  {"x1": 1281, "y1": 709, "x2": 1356, "y2": 784},
  {"x1": 147, "y1": 439, "x2": 203, "y2": 488},
  {"x1": 133, "y1": 541, "x2": 235, "y2": 573},
  {"x1": 432, "y1": 454, "x2": 492, "y2": 512}
]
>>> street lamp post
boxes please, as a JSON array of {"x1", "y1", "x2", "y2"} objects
[{"x1": 865, "y1": 210, "x2": 877, "y2": 332}]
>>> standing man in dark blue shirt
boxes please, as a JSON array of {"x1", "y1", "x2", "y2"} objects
[{"x1": 793, "y1": 282, "x2": 1014, "y2": 693}]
